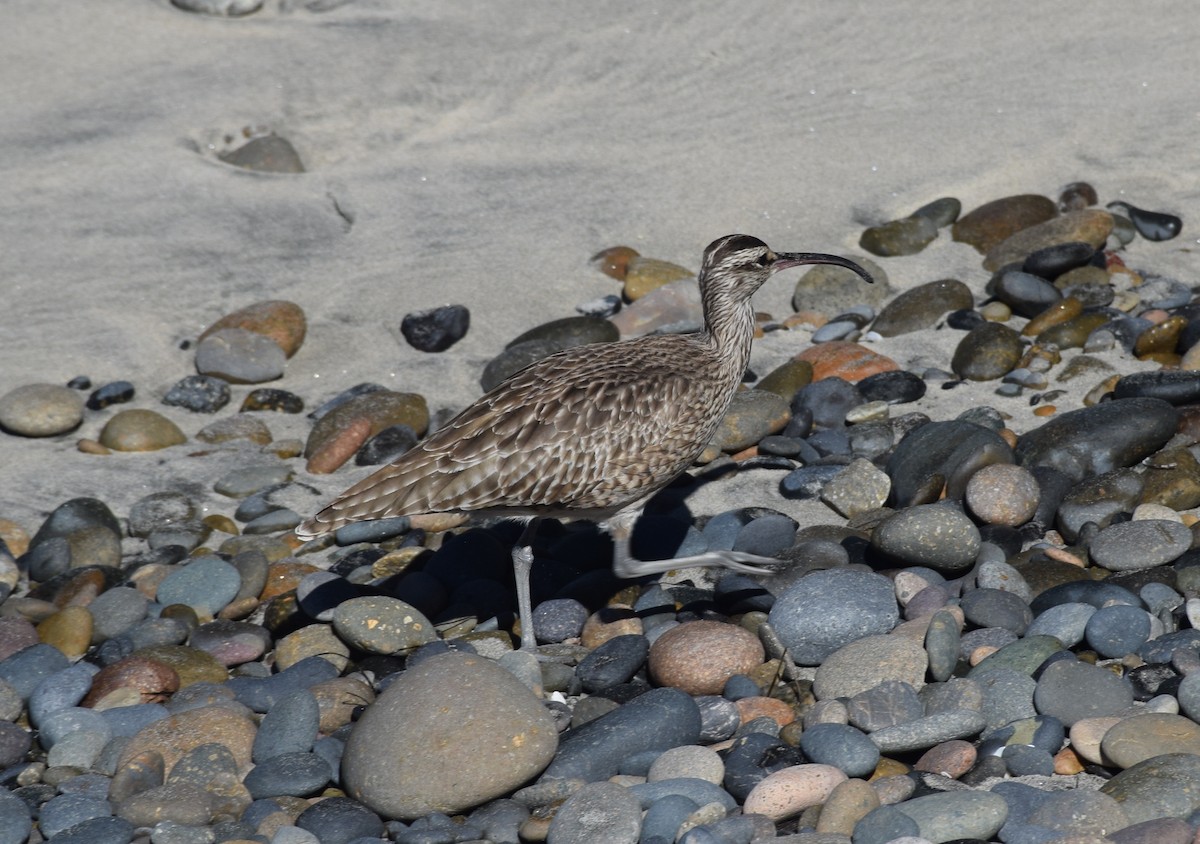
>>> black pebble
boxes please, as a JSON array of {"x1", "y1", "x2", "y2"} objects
[
  {"x1": 1113, "y1": 370, "x2": 1200, "y2": 406},
  {"x1": 946, "y1": 309, "x2": 985, "y2": 330},
  {"x1": 1107, "y1": 201, "x2": 1182, "y2": 241},
  {"x1": 857, "y1": 370, "x2": 926, "y2": 405},
  {"x1": 575, "y1": 634, "x2": 649, "y2": 693},
  {"x1": 356, "y1": 424, "x2": 419, "y2": 465},
  {"x1": 1021, "y1": 241, "x2": 1095, "y2": 280},
  {"x1": 67, "y1": 375, "x2": 91, "y2": 390},
  {"x1": 86, "y1": 381, "x2": 135, "y2": 410},
  {"x1": 401, "y1": 304, "x2": 471, "y2": 353}
]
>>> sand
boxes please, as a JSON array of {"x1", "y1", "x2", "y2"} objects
[{"x1": 1, "y1": 0, "x2": 1197, "y2": 532}]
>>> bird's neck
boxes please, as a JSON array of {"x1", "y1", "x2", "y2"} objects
[{"x1": 700, "y1": 290, "x2": 756, "y2": 381}]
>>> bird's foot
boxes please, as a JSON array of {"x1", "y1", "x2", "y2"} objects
[{"x1": 613, "y1": 549, "x2": 782, "y2": 578}]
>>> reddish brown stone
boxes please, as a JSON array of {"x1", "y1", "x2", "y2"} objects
[
  {"x1": 83, "y1": 655, "x2": 180, "y2": 707},
  {"x1": 260, "y1": 561, "x2": 320, "y2": 601},
  {"x1": 914, "y1": 739, "x2": 976, "y2": 779},
  {"x1": 199, "y1": 300, "x2": 307, "y2": 358},
  {"x1": 735, "y1": 696, "x2": 795, "y2": 727},
  {"x1": 648, "y1": 620, "x2": 765, "y2": 695}
]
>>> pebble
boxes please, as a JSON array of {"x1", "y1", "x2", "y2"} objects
[
  {"x1": 859, "y1": 215, "x2": 938, "y2": 257},
  {"x1": 893, "y1": 790, "x2": 1008, "y2": 842},
  {"x1": 1100, "y1": 752, "x2": 1200, "y2": 825},
  {"x1": 241, "y1": 387, "x2": 304, "y2": 413},
  {"x1": 952, "y1": 194, "x2": 1058, "y2": 253},
  {"x1": 820, "y1": 457, "x2": 890, "y2": 518},
  {"x1": 1107, "y1": 200, "x2": 1183, "y2": 241},
  {"x1": 342, "y1": 653, "x2": 557, "y2": 818},
  {"x1": 304, "y1": 390, "x2": 429, "y2": 473},
  {"x1": 542, "y1": 686, "x2": 699, "y2": 782},
  {"x1": 983, "y1": 209, "x2": 1114, "y2": 271},
  {"x1": 792, "y1": 257, "x2": 889, "y2": 314},
  {"x1": 1015, "y1": 396, "x2": 1178, "y2": 482},
  {"x1": 798, "y1": 723, "x2": 880, "y2": 777},
  {"x1": 964, "y1": 463, "x2": 1039, "y2": 526},
  {"x1": 576, "y1": 634, "x2": 649, "y2": 693},
  {"x1": 355, "y1": 423, "x2": 418, "y2": 465},
  {"x1": 713, "y1": 389, "x2": 790, "y2": 452},
  {"x1": 217, "y1": 133, "x2": 304, "y2": 171},
  {"x1": 795, "y1": 340, "x2": 899, "y2": 383},
  {"x1": 162, "y1": 374, "x2": 232, "y2": 413},
  {"x1": 872, "y1": 277, "x2": 975, "y2": 337},
  {"x1": 872, "y1": 502, "x2": 981, "y2": 572},
  {"x1": 1085, "y1": 604, "x2": 1151, "y2": 658},
  {"x1": 97, "y1": 408, "x2": 187, "y2": 451},
  {"x1": 546, "y1": 781, "x2": 641, "y2": 844},
  {"x1": 647, "y1": 620, "x2": 763, "y2": 694},
  {"x1": 768, "y1": 569, "x2": 899, "y2": 665},
  {"x1": 331, "y1": 595, "x2": 436, "y2": 654},
  {"x1": 742, "y1": 764, "x2": 846, "y2": 822},
  {"x1": 813, "y1": 634, "x2": 927, "y2": 700},
  {"x1": 1023, "y1": 240, "x2": 1096, "y2": 279},
  {"x1": 993, "y1": 270, "x2": 1063, "y2": 318},
  {"x1": 0, "y1": 382, "x2": 85, "y2": 437},
  {"x1": 195, "y1": 327, "x2": 287, "y2": 383},
  {"x1": 1032, "y1": 658, "x2": 1134, "y2": 725},
  {"x1": 400, "y1": 304, "x2": 470, "y2": 352},
  {"x1": 1115, "y1": 370, "x2": 1200, "y2": 405},
  {"x1": 951, "y1": 321, "x2": 1023, "y2": 381},
  {"x1": 1088, "y1": 518, "x2": 1191, "y2": 571},
  {"x1": 157, "y1": 555, "x2": 244, "y2": 615},
  {"x1": 856, "y1": 369, "x2": 926, "y2": 404}
]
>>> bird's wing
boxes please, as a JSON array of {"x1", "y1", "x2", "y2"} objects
[{"x1": 297, "y1": 336, "x2": 720, "y2": 537}]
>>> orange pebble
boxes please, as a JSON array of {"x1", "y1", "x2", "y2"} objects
[{"x1": 795, "y1": 341, "x2": 899, "y2": 383}]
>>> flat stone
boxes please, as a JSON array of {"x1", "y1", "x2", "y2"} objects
[
  {"x1": 200, "y1": 300, "x2": 306, "y2": 358},
  {"x1": 952, "y1": 194, "x2": 1058, "y2": 254},
  {"x1": 871, "y1": 279, "x2": 974, "y2": 337},
  {"x1": 768, "y1": 569, "x2": 899, "y2": 665},
  {"x1": 1100, "y1": 753, "x2": 1200, "y2": 825}
]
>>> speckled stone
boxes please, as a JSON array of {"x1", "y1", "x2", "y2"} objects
[
  {"x1": 118, "y1": 704, "x2": 256, "y2": 775},
  {"x1": 872, "y1": 502, "x2": 981, "y2": 573},
  {"x1": 0, "y1": 383, "x2": 85, "y2": 437},
  {"x1": 1100, "y1": 753, "x2": 1200, "y2": 825},
  {"x1": 648, "y1": 620, "x2": 764, "y2": 695},
  {"x1": 331, "y1": 595, "x2": 437, "y2": 655},
  {"x1": 742, "y1": 764, "x2": 847, "y2": 822},
  {"x1": 813, "y1": 634, "x2": 927, "y2": 700},
  {"x1": 965, "y1": 464, "x2": 1040, "y2": 526}
]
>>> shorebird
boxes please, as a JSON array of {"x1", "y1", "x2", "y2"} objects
[{"x1": 296, "y1": 234, "x2": 873, "y2": 649}]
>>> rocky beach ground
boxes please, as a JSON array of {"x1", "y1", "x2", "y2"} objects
[{"x1": 4, "y1": 3, "x2": 1200, "y2": 844}]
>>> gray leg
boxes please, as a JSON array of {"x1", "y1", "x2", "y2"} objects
[
  {"x1": 605, "y1": 510, "x2": 780, "y2": 578},
  {"x1": 511, "y1": 518, "x2": 542, "y2": 651}
]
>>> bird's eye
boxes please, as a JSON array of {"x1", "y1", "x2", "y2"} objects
[{"x1": 755, "y1": 253, "x2": 771, "y2": 266}]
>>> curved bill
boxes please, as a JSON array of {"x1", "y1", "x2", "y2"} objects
[{"x1": 772, "y1": 252, "x2": 874, "y2": 285}]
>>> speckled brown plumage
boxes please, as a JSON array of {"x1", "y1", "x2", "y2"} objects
[{"x1": 297, "y1": 234, "x2": 872, "y2": 649}]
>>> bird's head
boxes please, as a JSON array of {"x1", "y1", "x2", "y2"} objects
[{"x1": 699, "y1": 233, "x2": 873, "y2": 304}]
